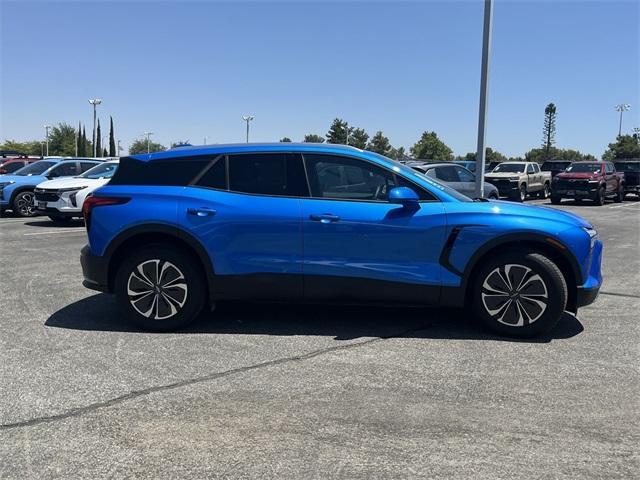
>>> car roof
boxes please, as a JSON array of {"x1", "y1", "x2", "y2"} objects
[{"x1": 132, "y1": 143, "x2": 366, "y2": 162}]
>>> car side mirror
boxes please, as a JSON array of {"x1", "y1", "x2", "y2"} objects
[{"x1": 388, "y1": 187, "x2": 419, "y2": 208}]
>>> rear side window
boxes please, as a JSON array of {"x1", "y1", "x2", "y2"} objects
[
  {"x1": 196, "y1": 157, "x2": 227, "y2": 190},
  {"x1": 110, "y1": 157, "x2": 211, "y2": 186},
  {"x1": 228, "y1": 153, "x2": 309, "y2": 197}
]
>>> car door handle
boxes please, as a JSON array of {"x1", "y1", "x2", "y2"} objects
[
  {"x1": 309, "y1": 213, "x2": 340, "y2": 223},
  {"x1": 187, "y1": 207, "x2": 216, "y2": 217}
]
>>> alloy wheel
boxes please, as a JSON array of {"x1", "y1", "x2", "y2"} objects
[
  {"x1": 16, "y1": 192, "x2": 36, "y2": 216},
  {"x1": 520, "y1": 185, "x2": 527, "y2": 201},
  {"x1": 480, "y1": 264, "x2": 548, "y2": 327},
  {"x1": 127, "y1": 259, "x2": 188, "y2": 320}
]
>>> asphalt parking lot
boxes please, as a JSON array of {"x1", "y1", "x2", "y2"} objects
[{"x1": 1, "y1": 198, "x2": 639, "y2": 479}]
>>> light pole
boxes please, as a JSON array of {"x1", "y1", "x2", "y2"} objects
[
  {"x1": 474, "y1": 0, "x2": 494, "y2": 199},
  {"x1": 43, "y1": 124, "x2": 52, "y2": 156},
  {"x1": 614, "y1": 103, "x2": 631, "y2": 137},
  {"x1": 143, "y1": 131, "x2": 154, "y2": 153},
  {"x1": 242, "y1": 115, "x2": 254, "y2": 143},
  {"x1": 88, "y1": 98, "x2": 102, "y2": 157},
  {"x1": 117, "y1": 139, "x2": 123, "y2": 157}
]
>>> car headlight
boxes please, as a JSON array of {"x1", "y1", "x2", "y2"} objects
[{"x1": 509, "y1": 177, "x2": 520, "y2": 181}]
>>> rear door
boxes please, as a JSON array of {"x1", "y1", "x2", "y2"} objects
[
  {"x1": 180, "y1": 152, "x2": 307, "y2": 300},
  {"x1": 300, "y1": 153, "x2": 447, "y2": 304}
]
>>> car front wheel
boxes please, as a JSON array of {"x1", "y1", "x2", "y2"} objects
[
  {"x1": 12, "y1": 191, "x2": 38, "y2": 217},
  {"x1": 472, "y1": 250, "x2": 567, "y2": 337},
  {"x1": 115, "y1": 245, "x2": 206, "y2": 331},
  {"x1": 614, "y1": 185, "x2": 624, "y2": 203}
]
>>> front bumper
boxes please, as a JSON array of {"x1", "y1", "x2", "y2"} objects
[
  {"x1": 576, "y1": 285, "x2": 600, "y2": 308},
  {"x1": 486, "y1": 179, "x2": 519, "y2": 196},
  {"x1": 80, "y1": 244, "x2": 110, "y2": 293}
]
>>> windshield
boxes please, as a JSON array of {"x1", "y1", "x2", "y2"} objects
[
  {"x1": 367, "y1": 152, "x2": 472, "y2": 202},
  {"x1": 80, "y1": 162, "x2": 118, "y2": 179},
  {"x1": 566, "y1": 163, "x2": 601, "y2": 173},
  {"x1": 492, "y1": 163, "x2": 525, "y2": 173},
  {"x1": 614, "y1": 162, "x2": 640, "y2": 173},
  {"x1": 541, "y1": 161, "x2": 570, "y2": 171},
  {"x1": 13, "y1": 161, "x2": 57, "y2": 176}
]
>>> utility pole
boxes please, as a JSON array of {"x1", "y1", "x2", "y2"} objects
[
  {"x1": 614, "y1": 104, "x2": 631, "y2": 137},
  {"x1": 242, "y1": 115, "x2": 254, "y2": 143},
  {"x1": 117, "y1": 139, "x2": 122, "y2": 157},
  {"x1": 474, "y1": 0, "x2": 493, "y2": 199},
  {"x1": 43, "y1": 124, "x2": 52, "y2": 156},
  {"x1": 143, "y1": 131, "x2": 154, "y2": 153},
  {"x1": 88, "y1": 98, "x2": 102, "y2": 157}
]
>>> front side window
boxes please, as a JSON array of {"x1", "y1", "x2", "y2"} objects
[
  {"x1": 80, "y1": 162, "x2": 99, "y2": 173},
  {"x1": 532, "y1": 164, "x2": 540, "y2": 173},
  {"x1": 304, "y1": 154, "x2": 432, "y2": 201},
  {"x1": 228, "y1": 153, "x2": 308, "y2": 197},
  {"x1": 50, "y1": 162, "x2": 80, "y2": 177},
  {"x1": 455, "y1": 166, "x2": 475, "y2": 182},
  {"x1": 527, "y1": 164, "x2": 535, "y2": 174},
  {"x1": 14, "y1": 161, "x2": 57, "y2": 176}
]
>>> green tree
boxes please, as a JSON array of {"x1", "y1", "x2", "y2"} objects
[
  {"x1": 366, "y1": 131, "x2": 393, "y2": 156},
  {"x1": 0, "y1": 140, "x2": 43, "y2": 156},
  {"x1": 524, "y1": 147, "x2": 592, "y2": 163},
  {"x1": 48, "y1": 123, "x2": 77, "y2": 156},
  {"x1": 81, "y1": 126, "x2": 88, "y2": 157},
  {"x1": 303, "y1": 134, "x2": 325, "y2": 143},
  {"x1": 109, "y1": 117, "x2": 116, "y2": 157},
  {"x1": 170, "y1": 140, "x2": 191, "y2": 148},
  {"x1": 457, "y1": 147, "x2": 507, "y2": 163},
  {"x1": 77, "y1": 122, "x2": 82, "y2": 156},
  {"x1": 326, "y1": 118, "x2": 350, "y2": 144},
  {"x1": 390, "y1": 146, "x2": 408, "y2": 161},
  {"x1": 410, "y1": 131, "x2": 453, "y2": 161},
  {"x1": 96, "y1": 119, "x2": 102, "y2": 157},
  {"x1": 542, "y1": 103, "x2": 557, "y2": 158},
  {"x1": 348, "y1": 128, "x2": 369, "y2": 149},
  {"x1": 279, "y1": 137, "x2": 292, "y2": 142},
  {"x1": 102, "y1": 147, "x2": 108, "y2": 157},
  {"x1": 602, "y1": 135, "x2": 640, "y2": 160},
  {"x1": 129, "y1": 138, "x2": 166, "y2": 154}
]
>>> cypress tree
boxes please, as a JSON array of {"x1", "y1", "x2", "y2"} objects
[
  {"x1": 77, "y1": 122, "x2": 82, "y2": 155},
  {"x1": 96, "y1": 119, "x2": 102, "y2": 157},
  {"x1": 109, "y1": 116, "x2": 116, "y2": 157}
]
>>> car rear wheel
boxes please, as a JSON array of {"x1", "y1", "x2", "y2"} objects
[
  {"x1": 115, "y1": 245, "x2": 206, "y2": 331},
  {"x1": 472, "y1": 250, "x2": 567, "y2": 338},
  {"x1": 12, "y1": 191, "x2": 37, "y2": 217},
  {"x1": 614, "y1": 185, "x2": 624, "y2": 203}
]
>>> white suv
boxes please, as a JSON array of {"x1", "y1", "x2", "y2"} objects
[{"x1": 35, "y1": 160, "x2": 119, "y2": 223}]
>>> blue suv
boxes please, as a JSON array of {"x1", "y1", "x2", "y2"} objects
[
  {"x1": 81, "y1": 144, "x2": 602, "y2": 337},
  {"x1": 0, "y1": 158, "x2": 102, "y2": 217}
]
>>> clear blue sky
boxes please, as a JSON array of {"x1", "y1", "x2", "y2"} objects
[{"x1": 1, "y1": 0, "x2": 638, "y2": 157}]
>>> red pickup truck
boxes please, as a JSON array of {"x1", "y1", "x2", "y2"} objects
[{"x1": 550, "y1": 161, "x2": 625, "y2": 205}]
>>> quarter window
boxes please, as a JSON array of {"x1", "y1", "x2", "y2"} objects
[{"x1": 228, "y1": 153, "x2": 308, "y2": 197}]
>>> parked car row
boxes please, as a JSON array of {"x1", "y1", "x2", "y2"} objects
[{"x1": 0, "y1": 157, "x2": 118, "y2": 219}]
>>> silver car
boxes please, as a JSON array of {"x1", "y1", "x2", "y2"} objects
[{"x1": 408, "y1": 162, "x2": 499, "y2": 199}]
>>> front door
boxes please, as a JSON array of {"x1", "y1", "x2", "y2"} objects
[{"x1": 301, "y1": 153, "x2": 447, "y2": 304}]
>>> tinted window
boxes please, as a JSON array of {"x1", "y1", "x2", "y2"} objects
[
  {"x1": 110, "y1": 157, "x2": 210, "y2": 186},
  {"x1": 196, "y1": 156, "x2": 227, "y2": 190},
  {"x1": 435, "y1": 166, "x2": 459, "y2": 182},
  {"x1": 14, "y1": 161, "x2": 57, "y2": 175},
  {"x1": 80, "y1": 162, "x2": 119, "y2": 179},
  {"x1": 51, "y1": 162, "x2": 80, "y2": 177},
  {"x1": 1, "y1": 161, "x2": 26, "y2": 173},
  {"x1": 305, "y1": 154, "x2": 431, "y2": 201},
  {"x1": 455, "y1": 166, "x2": 475, "y2": 182},
  {"x1": 614, "y1": 162, "x2": 640, "y2": 172},
  {"x1": 80, "y1": 162, "x2": 99, "y2": 173},
  {"x1": 566, "y1": 163, "x2": 602, "y2": 173},
  {"x1": 228, "y1": 153, "x2": 308, "y2": 197}
]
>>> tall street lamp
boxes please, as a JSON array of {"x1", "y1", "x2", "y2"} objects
[
  {"x1": 474, "y1": 0, "x2": 494, "y2": 199},
  {"x1": 614, "y1": 103, "x2": 631, "y2": 137},
  {"x1": 43, "y1": 124, "x2": 52, "y2": 156},
  {"x1": 143, "y1": 131, "x2": 154, "y2": 153},
  {"x1": 88, "y1": 98, "x2": 102, "y2": 157},
  {"x1": 242, "y1": 115, "x2": 255, "y2": 143}
]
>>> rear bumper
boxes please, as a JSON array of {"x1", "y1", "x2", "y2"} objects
[
  {"x1": 80, "y1": 244, "x2": 110, "y2": 293},
  {"x1": 38, "y1": 206, "x2": 79, "y2": 217}
]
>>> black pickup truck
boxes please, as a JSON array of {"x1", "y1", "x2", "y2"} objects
[{"x1": 613, "y1": 160, "x2": 640, "y2": 198}]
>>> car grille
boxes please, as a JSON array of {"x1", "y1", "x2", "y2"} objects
[
  {"x1": 34, "y1": 189, "x2": 60, "y2": 202},
  {"x1": 486, "y1": 179, "x2": 515, "y2": 190},
  {"x1": 555, "y1": 179, "x2": 590, "y2": 190}
]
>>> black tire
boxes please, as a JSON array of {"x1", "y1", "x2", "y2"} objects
[
  {"x1": 518, "y1": 184, "x2": 527, "y2": 202},
  {"x1": 472, "y1": 250, "x2": 567, "y2": 338},
  {"x1": 12, "y1": 190, "x2": 38, "y2": 217},
  {"x1": 550, "y1": 195, "x2": 562, "y2": 205},
  {"x1": 594, "y1": 186, "x2": 605, "y2": 206},
  {"x1": 614, "y1": 185, "x2": 624, "y2": 203},
  {"x1": 539, "y1": 183, "x2": 550, "y2": 199},
  {"x1": 488, "y1": 192, "x2": 499, "y2": 200},
  {"x1": 115, "y1": 244, "x2": 206, "y2": 331},
  {"x1": 48, "y1": 215, "x2": 74, "y2": 225}
]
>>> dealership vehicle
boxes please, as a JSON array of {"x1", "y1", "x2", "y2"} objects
[
  {"x1": 81, "y1": 143, "x2": 602, "y2": 338},
  {"x1": 34, "y1": 160, "x2": 119, "y2": 223},
  {"x1": 613, "y1": 160, "x2": 640, "y2": 198},
  {"x1": 452, "y1": 160, "x2": 476, "y2": 172},
  {"x1": 0, "y1": 158, "x2": 102, "y2": 217},
  {"x1": 0, "y1": 156, "x2": 41, "y2": 175},
  {"x1": 551, "y1": 161, "x2": 624, "y2": 205},
  {"x1": 541, "y1": 160, "x2": 572, "y2": 178},
  {"x1": 410, "y1": 162, "x2": 498, "y2": 199},
  {"x1": 485, "y1": 161, "x2": 552, "y2": 201}
]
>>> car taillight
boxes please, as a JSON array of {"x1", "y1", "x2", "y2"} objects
[{"x1": 83, "y1": 195, "x2": 130, "y2": 230}]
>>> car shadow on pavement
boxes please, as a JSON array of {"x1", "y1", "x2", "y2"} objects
[
  {"x1": 45, "y1": 293, "x2": 584, "y2": 343},
  {"x1": 24, "y1": 219, "x2": 84, "y2": 227}
]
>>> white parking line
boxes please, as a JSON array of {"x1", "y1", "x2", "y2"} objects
[
  {"x1": 23, "y1": 229, "x2": 86, "y2": 236},
  {"x1": 608, "y1": 202, "x2": 640, "y2": 209}
]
